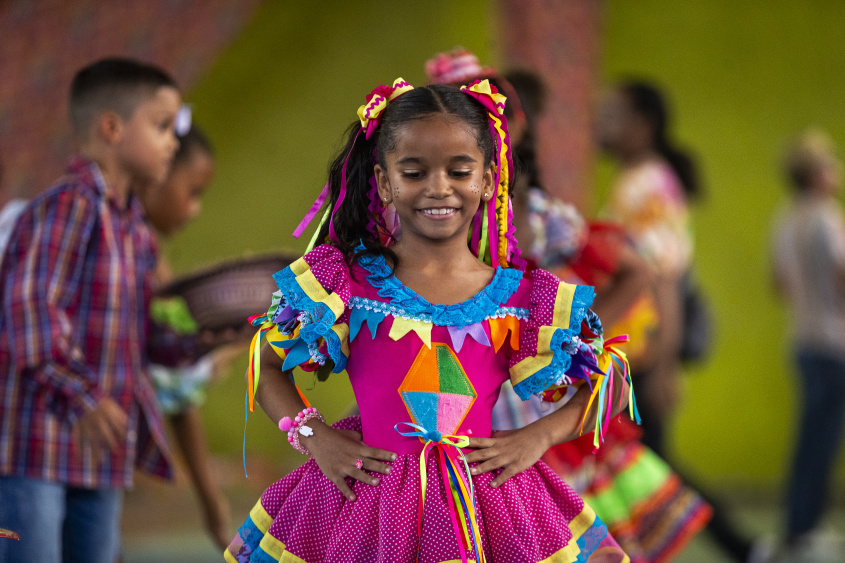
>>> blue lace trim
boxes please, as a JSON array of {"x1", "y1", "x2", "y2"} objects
[
  {"x1": 348, "y1": 296, "x2": 528, "y2": 324},
  {"x1": 271, "y1": 266, "x2": 347, "y2": 373},
  {"x1": 273, "y1": 267, "x2": 337, "y2": 346},
  {"x1": 233, "y1": 514, "x2": 262, "y2": 561},
  {"x1": 573, "y1": 514, "x2": 611, "y2": 562},
  {"x1": 251, "y1": 546, "x2": 281, "y2": 563},
  {"x1": 355, "y1": 250, "x2": 524, "y2": 328},
  {"x1": 569, "y1": 284, "x2": 596, "y2": 332}
]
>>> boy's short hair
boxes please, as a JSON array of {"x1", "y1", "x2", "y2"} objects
[
  {"x1": 783, "y1": 128, "x2": 838, "y2": 192},
  {"x1": 69, "y1": 57, "x2": 177, "y2": 137}
]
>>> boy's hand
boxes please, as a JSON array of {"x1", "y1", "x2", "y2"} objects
[
  {"x1": 464, "y1": 428, "x2": 551, "y2": 487},
  {"x1": 302, "y1": 422, "x2": 397, "y2": 502},
  {"x1": 75, "y1": 398, "x2": 128, "y2": 455}
]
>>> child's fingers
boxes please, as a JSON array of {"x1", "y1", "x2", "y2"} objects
[
  {"x1": 94, "y1": 414, "x2": 119, "y2": 451},
  {"x1": 469, "y1": 457, "x2": 505, "y2": 476},
  {"x1": 329, "y1": 476, "x2": 356, "y2": 501},
  {"x1": 362, "y1": 446, "x2": 398, "y2": 463},
  {"x1": 466, "y1": 436, "x2": 496, "y2": 450},
  {"x1": 489, "y1": 464, "x2": 522, "y2": 488},
  {"x1": 464, "y1": 445, "x2": 499, "y2": 464},
  {"x1": 348, "y1": 467, "x2": 381, "y2": 487},
  {"x1": 361, "y1": 458, "x2": 392, "y2": 475}
]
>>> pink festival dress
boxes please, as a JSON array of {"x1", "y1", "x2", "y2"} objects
[{"x1": 225, "y1": 244, "x2": 629, "y2": 563}]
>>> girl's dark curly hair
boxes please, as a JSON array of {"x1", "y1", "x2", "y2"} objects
[{"x1": 314, "y1": 83, "x2": 495, "y2": 266}]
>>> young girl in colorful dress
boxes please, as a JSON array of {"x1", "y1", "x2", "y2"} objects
[{"x1": 226, "y1": 78, "x2": 634, "y2": 563}]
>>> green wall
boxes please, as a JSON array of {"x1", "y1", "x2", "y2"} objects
[
  {"x1": 600, "y1": 0, "x2": 845, "y2": 487},
  {"x1": 174, "y1": 0, "x2": 845, "y2": 488},
  {"x1": 171, "y1": 0, "x2": 492, "y2": 470}
]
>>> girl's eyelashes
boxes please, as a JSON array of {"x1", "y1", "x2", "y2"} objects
[{"x1": 400, "y1": 169, "x2": 473, "y2": 180}]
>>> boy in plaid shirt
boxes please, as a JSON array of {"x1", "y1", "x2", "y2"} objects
[{"x1": 0, "y1": 58, "x2": 195, "y2": 562}]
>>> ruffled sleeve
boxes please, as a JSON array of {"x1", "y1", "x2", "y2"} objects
[
  {"x1": 246, "y1": 245, "x2": 351, "y2": 410},
  {"x1": 508, "y1": 268, "x2": 599, "y2": 400},
  {"x1": 508, "y1": 269, "x2": 637, "y2": 446}
]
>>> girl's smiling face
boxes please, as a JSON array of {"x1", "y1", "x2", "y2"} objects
[{"x1": 375, "y1": 114, "x2": 494, "y2": 247}]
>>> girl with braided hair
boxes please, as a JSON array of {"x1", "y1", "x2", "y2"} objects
[{"x1": 226, "y1": 78, "x2": 633, "y2": 563}]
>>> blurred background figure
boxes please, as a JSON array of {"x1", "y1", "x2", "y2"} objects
[
  {"x1": 771, "y1": 128, "x2": 845, "y2": 562},
  {"x1": 0, "y1": 156, "x2": 27, "y2": 257},
  {"x1": 596, "y1": 80, "x2": 759, "y2": 562},
  {"x1": 137, "y1": 125, "x2": 236, "y2": 551},
  {"x1": 596, "y1": 80, "x2": 698, "y2": 449}
]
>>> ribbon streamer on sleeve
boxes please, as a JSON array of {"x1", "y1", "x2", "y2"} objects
[
  {"x1": 579, "y1": 334, "x2": 639, "y2": 448},
  {"x1": 394, "y1": 423, "x2": 487, "y2": 563},
  {"x1": 243, "y1": 312, "x2": 310, "y2": 477}
]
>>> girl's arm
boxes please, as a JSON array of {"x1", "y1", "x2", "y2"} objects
[
  {"x1": 465, "y1": 361, "x2": 630, "y2": 487},
  {"x1": 252, "y1": 343, "x2": 397, "y2": 501},
  {"x1": 642, "y1": 273, "x2": 683, "y2": 420},
  {"x1": 169, "y1": 406, "x2": 230, "y2": 550}
]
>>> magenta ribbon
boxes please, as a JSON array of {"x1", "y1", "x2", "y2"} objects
[
  {"x1": 292, "y1": 183, "x2": 330, "y2": 239},
  {"x1": 328, "y1": 130, "x2": 361, "y2": 243}
]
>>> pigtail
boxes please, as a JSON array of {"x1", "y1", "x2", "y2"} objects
[
  {"x1": 460, "y1": 79, "x2": 526, "y2": 270},
  {"x1": 294, "y1": 78, "x2": 413, "y2": 266},
  {"x1": 311, "y1": 123, "x2": 378, "y2": 257}
]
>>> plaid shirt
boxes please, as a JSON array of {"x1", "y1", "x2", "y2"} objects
[{"x1": 0, "y1": 157, "x2": 185, "y2": 488}]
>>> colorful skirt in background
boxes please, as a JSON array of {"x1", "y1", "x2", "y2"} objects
[
  {"x1": 542, "y1": 418, "x2": 712, "y2": 563},
  {"x1": 225, "y1": 417, "x2": 629, "y2": 563}
]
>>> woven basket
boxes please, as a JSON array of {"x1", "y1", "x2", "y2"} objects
[{"x1": 156, "y1": 253, "x2": 297, "y2": 332}]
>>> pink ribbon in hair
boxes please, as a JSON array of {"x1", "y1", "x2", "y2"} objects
[
  {"x1": 293, "y1": 79, "x2": 415, "y2": 242},
  {"x1": 292, "y1": 183, "x2": 330, "y2": 239}
]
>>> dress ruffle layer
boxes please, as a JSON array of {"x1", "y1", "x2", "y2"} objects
[{"x1": 226, "y1": 418, "x2": 626, "y2": 563}]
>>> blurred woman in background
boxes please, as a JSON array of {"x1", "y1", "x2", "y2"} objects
[{"x1": 597, "y1": 81, "x2": 759, "y2": 562}]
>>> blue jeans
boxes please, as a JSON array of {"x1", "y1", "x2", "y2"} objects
[
  {"x1": 786, "y1": 348, "x2": 845, "y2": 538},
  {"x1": 0, "y1": 476, "x2": 122, "y2": 562}
]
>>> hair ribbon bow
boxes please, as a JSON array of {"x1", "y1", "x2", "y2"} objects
[{"x1": 357, "y1": 78, "x2": 414, "y2": 139}]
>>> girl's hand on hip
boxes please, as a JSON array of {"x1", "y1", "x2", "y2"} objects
[
  {"x1": 464, "y1": 428, "x2": 550, "y2": 487},
  {"x1": 302, "y1": 422, "x2": 397, "y2": 501}
]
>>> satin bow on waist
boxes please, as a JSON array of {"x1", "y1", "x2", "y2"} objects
[{"x1": 395, "y1": 422, "x2": 486, "y2": 563}]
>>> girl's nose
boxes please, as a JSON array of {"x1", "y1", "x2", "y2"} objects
[{"x1": 426, "y1": 172, "x2": 453, "y2": 198}]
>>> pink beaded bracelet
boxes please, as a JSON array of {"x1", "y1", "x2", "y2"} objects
[{"x1": 282, "y1": 407, "x2": 325, "y2": 455}]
